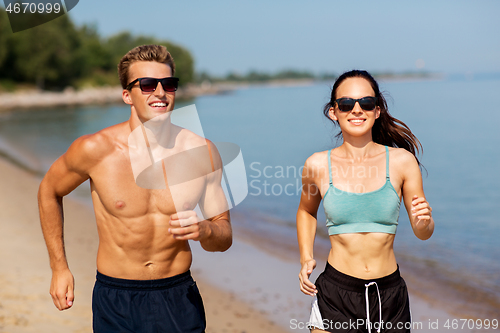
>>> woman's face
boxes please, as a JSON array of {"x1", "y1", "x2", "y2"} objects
[{"x1": 329, "y1": 77, "x2": 380, "y2": 138}]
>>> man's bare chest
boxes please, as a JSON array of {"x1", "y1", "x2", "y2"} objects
[{"x1": 88, "y1": 153, "x2": 208, "y2": 218}]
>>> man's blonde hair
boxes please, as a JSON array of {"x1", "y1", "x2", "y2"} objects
[{"x1": 118, "y1": 45, "x2": 175, "y2": 89}]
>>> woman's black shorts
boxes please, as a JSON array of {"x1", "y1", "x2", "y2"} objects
[{"x1": 309, "y1": 262, "x2": 411, "y2": 333}]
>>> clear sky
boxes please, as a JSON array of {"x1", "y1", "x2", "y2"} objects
[{"x1": 49, "y1": 0, "x2": 500, "y2": 75}]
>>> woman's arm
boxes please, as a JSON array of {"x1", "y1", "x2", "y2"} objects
[
  {"x1": 297, "y1": 154, "x2": 323, "y2": 296},
  {"x1": 400, "y1": 150, "x2": 434, "y2": 240}
]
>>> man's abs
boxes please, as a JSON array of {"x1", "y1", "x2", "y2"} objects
[
  {"x1": 93, "y1": 209, "x2": 194, "y2": 280},
  {"x1": 89, "y1": 171, "x2": 204, "y2": 280}
]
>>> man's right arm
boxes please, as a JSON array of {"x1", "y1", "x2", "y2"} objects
[{"x1": 38, "y1": 134, "x2": 97, "y2": 310}]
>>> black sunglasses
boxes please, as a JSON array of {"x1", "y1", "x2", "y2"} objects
[
  {"x1": 335, "y1": 96, "x2": 377, "y2": 112},
  {"x1": 126, "y1": 77, "x2": 179, "y2": 93}
]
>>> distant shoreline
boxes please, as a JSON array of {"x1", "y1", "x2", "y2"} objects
[
  {"x1": 0, "y1": 84, "x2": 231, "y2": 112},
  {"x1": 0, "y1": 74, "x2": 443, "y2": 112}
]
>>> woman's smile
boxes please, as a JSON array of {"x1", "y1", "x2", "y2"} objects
[{"x1": 347, "y1": 118, "x2": 366, "y2": 125}]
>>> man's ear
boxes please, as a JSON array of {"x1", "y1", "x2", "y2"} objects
[
  {"x1": 122, "y1": 89, "x2": 133, "y2": 105},
  {"x1": 329, "y1": 107, "x2": 338, "y2": 121}
]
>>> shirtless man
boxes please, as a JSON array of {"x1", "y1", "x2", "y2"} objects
[{"x1": 38, "y1": 45, "x2": 231, "y2": 332}]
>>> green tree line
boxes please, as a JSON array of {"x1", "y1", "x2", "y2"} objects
[
  {"x1": 196, "y1": 69, "x2": 338, "y2": 83},
  {"x1": 0, "y1": 7, "x2": 194, "y2": 91}
]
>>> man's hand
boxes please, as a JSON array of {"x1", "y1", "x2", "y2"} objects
[
  {"x1": 299, "y1": 259, "x2": 317, "y2": 296},
  {"x1": 50, "y1": 269, "x2": 75, "y2": 311},
  {"x1": 169, "y1": 210, "x2": 210, "y2": 241}
]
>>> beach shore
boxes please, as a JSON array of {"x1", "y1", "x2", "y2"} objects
[
  {"x1": 0, "y1": 84, "x2": 229, "y2": 112},
  {"x1": 0, "y1": 80, "x2": 319, "y2": 112},
  {"x1": 0, "y1": 75, "x2": 444, "y2": 112},
  {"x1": 0, "y1": 153, "x2": 492, "y2": 333},
  {"x1": 0, "y1": 157, "x2": 287, "y2": 333}
]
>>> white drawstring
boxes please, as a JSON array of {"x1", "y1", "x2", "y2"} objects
[{"x1": 365, "y1": 281, "x2": 382, "y2": 333}]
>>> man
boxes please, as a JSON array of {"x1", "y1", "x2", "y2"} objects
[{"x1": 38, "y1": 44, "x2": 232, "y2": 332}]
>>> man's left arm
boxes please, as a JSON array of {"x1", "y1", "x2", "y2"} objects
[{"x1": 169, "y1": 141, "x2": 232, "y2": 251}]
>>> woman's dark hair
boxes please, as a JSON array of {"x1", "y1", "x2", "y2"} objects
[{"x1": 323, "y1": 69, "x2": 423, "y2": 167}]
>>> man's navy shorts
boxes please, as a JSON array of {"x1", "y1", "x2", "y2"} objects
[{"x1": 92, "y1": 270, "x2": 206, "y2": 333}]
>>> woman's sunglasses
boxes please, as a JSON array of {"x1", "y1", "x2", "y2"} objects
[
  {"x1": 335, "y1": 96, "x2": 377, "y2": 112},
  {"x1": 126, "y1": 77, "x2": 179, "y2": 93}
]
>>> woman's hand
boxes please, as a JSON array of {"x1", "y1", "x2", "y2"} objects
[
  {"x1": 299, "y1": 259, "x2": 318, "y2": 296},
  {"x1": 411, "y1": 195, "x2": 432, "y2": 230}
]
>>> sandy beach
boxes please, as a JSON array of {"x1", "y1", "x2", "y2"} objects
[
  {"x1": 0, "y1": 157, "x2": 287, "y2": 333},
  {"x1": 0, "y1": 153, "x2": 492, "y2": 333}
]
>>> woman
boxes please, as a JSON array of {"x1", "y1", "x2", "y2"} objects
[{"x1": 297, "y1": 70, "x2": 434, "y2": 333}]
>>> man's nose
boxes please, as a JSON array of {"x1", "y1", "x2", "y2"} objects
[{"x1": 153, "y1": 82, "x2": 166, "y2": 96}]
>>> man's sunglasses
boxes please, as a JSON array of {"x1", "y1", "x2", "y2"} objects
[
  {"x1": 126, "y1": 77, "x2": 179, "y2": 93},
  {"x1": 335, "y1": 96, "x2": 377, "y2": 112}
]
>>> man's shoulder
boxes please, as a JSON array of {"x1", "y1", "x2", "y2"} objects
[
  {"x1": 175, "y1": 126, "x2": 209, "y2": 149},
  {"x1": 170, "y1": 127, "x2": 222, "y2": 172},
  {"x1": 65, "y1": 122, "x2": 127, "y2": 168},
  {"x1": 173, "y1": 127, "x2": 221, "y2": 159}
]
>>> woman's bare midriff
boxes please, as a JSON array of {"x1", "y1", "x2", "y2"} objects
[{"x1": 328, "y1": 232, "x2": 398, "y2": 279}]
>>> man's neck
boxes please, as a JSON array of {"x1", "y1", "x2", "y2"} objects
[{"x1": 128, "y1": 107, "x2": 175, "y2": 150}]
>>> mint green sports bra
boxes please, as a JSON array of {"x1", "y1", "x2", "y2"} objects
[{"x1": 324, "y1": 146, "x2": 401, "y2": 235}]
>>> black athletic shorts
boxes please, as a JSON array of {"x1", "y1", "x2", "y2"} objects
[
  {"x1": 310, "y1": 262, "x2": 411, "y2": 333},
  {"x1": 92, "y1": 270, "x2": 206, "y2": 333}
]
